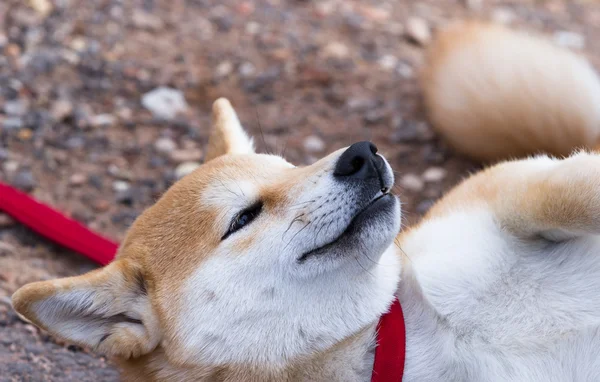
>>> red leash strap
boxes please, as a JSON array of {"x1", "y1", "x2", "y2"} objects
[
  {"x1": 0, "y1": 182, "x2": 118, "y2": 265},
  {"x1": 371, "y1": 298, "x2": 406, "y2": 382}
]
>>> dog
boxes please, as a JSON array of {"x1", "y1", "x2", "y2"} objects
[
  {"x1": 12, "y1": 98, "x2": 402, "y2": 381},
  {"x1": 13, "y1": 21, "x2": 600, "y2": 381}
]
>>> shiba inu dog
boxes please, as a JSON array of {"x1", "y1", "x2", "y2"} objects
[
  {"x1": 12, "y1": 99, "x2": 402, "y2": 381},
  {"x1": 12, "y1": 22, "x2": 600, "y2": 381}
]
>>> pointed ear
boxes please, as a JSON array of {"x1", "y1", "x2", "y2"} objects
[
  {"x1": 11, "y1": 260, "x2": 160, "y2": 359},
  {"x1": 204, "y1": 98, "x2": 254, "y2": 161}
]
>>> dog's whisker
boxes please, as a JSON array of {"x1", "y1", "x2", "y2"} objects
[
  {"x1": 255, "y1": 108, "x2": 271, "y2": 155},
  {"x1": 284, "y1": 221, "x2": 311, "y2": 250},
  {"x1": 283, "y1": 213, "x2": 306, "y2": 237}
]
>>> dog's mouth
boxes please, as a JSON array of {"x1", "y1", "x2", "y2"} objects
[{"x1": 297, "y1": 191, "x2": 397, "y2": 263}]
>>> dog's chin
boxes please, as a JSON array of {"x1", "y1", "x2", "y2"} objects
[{"x1": 297, "y1": 194, "x2": 400, "y2": 266}]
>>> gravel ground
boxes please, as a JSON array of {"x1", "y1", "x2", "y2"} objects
[{"x1": 2, "y1": 0, "x2": 600, "y2": 380}]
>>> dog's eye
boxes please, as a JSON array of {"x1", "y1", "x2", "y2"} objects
[{"x1": 222, "y1": 202, "x2": 263, "y2": 240}]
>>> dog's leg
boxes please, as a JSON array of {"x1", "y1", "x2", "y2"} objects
[{"x1": 495, "y1": 152, "x2": 600, "y2": 240}]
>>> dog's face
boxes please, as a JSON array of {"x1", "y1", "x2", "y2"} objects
[{"x1": 12, "y1": 99, "x2": 401, "y2": 372}]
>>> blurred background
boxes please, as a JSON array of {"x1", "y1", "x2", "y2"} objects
[{"x1": 1, "y1": 0, "x2": 599, "y2": 379}]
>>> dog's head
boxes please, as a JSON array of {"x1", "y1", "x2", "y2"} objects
[{"x1": 12, "y1": 99, "x2": 401, "y2": 373}]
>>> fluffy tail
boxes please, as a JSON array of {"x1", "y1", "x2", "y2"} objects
[{"x1": 420, "y1": 21, "x2": 600, "y2": 162}]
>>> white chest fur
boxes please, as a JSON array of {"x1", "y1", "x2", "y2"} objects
[{"x1": 400, "y1": 208, "x2": 600, "y2": 381}]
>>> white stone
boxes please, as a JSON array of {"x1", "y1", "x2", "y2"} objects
[
  {"x1": 378, "y1": 55, "x2": 398, "y2": 71},
  {"x1": 154, "y1": 137, "x2": 177, "y2": 153},
  {"x1": 112, "y1": 180, "x2": 130, "y2": 192},
  {"x1": 322, "y1": 42, "x2": 350, "y2": 60},
  {"x1": 215, "y1": 61, "x2": 234, "y2": 78},
  {"x1": 239, "y1": 62, "x2": 256, "y2": 77},
  {"x1": 422, "y1": 167, "x2": 447, "y2": 182},
  {"x1": 303, "y1": 135, "x2": 326, "y2": 153},
  {"x1": 141, "y1": 87, "x2": 188, "y2": 120},
  {"x1": 400, "y1": 174, "x2": 425, "y2": 192},
  {"x1": 406, "y1": 17, "x2": 431, "y2": 46},
  {"x1": 2, "y1": 161, "x2": 19, "y2": 174}
]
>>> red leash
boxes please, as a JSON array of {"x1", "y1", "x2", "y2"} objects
[
  {"x1": 371, "y1": 298, "x2": 406, "y2": 381},
  {"x1": 0, "y1": 181, "x2": 405, "y2": 379},
  {"x1": 0, "y1": 182, "x2": 118, "y2": 265}
]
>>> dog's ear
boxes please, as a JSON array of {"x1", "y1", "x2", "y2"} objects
[
  {"x1": 498, "y1": 152, "x2": 600, "y2": 241},
  {"x1": 205, "y1": 98, "x2": 254, "y2": 161},
  {"x1": 11, "y1": 259, "x2": 160, "y2": 359}
]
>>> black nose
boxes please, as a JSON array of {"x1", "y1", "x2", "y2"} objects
[{"x1": 334, "y1": 141, "x2": 380, "y2": 178}]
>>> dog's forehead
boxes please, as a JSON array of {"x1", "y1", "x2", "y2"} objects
[
  {"x1": 117, "y1": 153, "x2": 295, "y2": 270},
  {"x1": 196, "y1": 154, "x2": 295, "y2": 205}
]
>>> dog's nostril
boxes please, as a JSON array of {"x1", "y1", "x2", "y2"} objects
[
  {"x1": 334, "y1": 141, "x2": 378, "y2": 178},
  {"x1": 369, "y1": 143, "x2": 378, "y2": 155},
  {"x1": 351, "y1": 157, "x2": 365, "y2": 172}
]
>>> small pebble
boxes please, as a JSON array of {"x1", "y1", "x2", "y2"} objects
[
  {"x1": 464, "y1": 0, "x2": 482, "y2": 11},
  {"x1": 385, "y1": 22, "x2": 405, "y2": 36},
  {"x1": 215, "y1": 61, "x2": 234, "y2": 78},
  {"x1": 175, "y1": 162, "x2": 201, "y2": 179},
  {"x1": 93, "y1": 200, "x2": 111, "y2": 212},
  {"x1": 108, "y1": 165, "x2": 133, "y2": 181},
  {"x1": 360, "y1": 6, "x2": 390, "y2": 22},
  {"x1": 347, "y1": 97, "x2": 378, "y2": 112},
  {"x1": 112, "y1": 180, "x2": 130, "y2": 192},
  {"x1": 239, "y1": 62, "x2": 256, "y2": 77},
  {"x1": 364, "y1": 109, "x2": 387, "y2": 125},
  {"x1": 69, "y1": 173, "x2": 87, "y2": 186},
  {"x1": 12, "y1": 170, "x2": 36, "y2": 192},
  {"x1": 88, "y1": 174, "x2": 104, "y2": 190},
  {"x1": 0, "y1": 213, "x2": 15, "y2": 228},
  {"x1": 406, "y1": 17, "x2": 431, "y2": 46},
  {"x1": 378, "y1": 55, "x2": 398, "y2": 71},
  {"x1": 154, "y1": 137, "x2": 177, "y2": 153},
  {"x1": 422, "y1": 167, "x2": 447, "y2": 182},
  {"x1": 3, "y1": 161, "x2": 19, "y2": 174},
  {"x1": 3, "y1": 100, "x2": 28, "y2": 116},
  {"x1": 396, "y1": 62, "x2": 414, "y2": 78},
  {"x1": 245, "y1": 21, "x2": 261, "y2": 35},
  {"x1": 322, "y1": 42, "x2": 350, "y2": 60},
  {"x1": 89, "y1": 114, "x2": 116, "y2": 127},
  {"x1": 50, "y1": 100, "x2": 74, "y2": 121},
  {"x1": 141, "y1": 87, "x2": 189, "y2": 120},
  {"x1": 3, "y1": 117, "x2": 24, "y2": 130},
  {"x1": 17, "y1": 128, "x2": 33, "y2": 141},
  {"x1": 29, "y1": 0, "x2": 53, "y2": 16},
  {"x1": 303, "y1": 135, "x2": 326, "y2": 153},
  {"x1": 400, "y1": 174, "x2": 425, "y2": 192},
  {"x1": 131, "y1": 10, "x2": 164, "y2": 30}
]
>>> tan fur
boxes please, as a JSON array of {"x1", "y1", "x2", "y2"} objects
[
  {"x1": 421, "y1": 21, "x2": 600, "y2": 162},
  {"x1": 402, "y1": 152, "x2": 600, "y2": 242}
]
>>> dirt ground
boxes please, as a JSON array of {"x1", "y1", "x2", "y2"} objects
[{"x1": 2, "y1": 0, "x2": 600, "y2": 380}]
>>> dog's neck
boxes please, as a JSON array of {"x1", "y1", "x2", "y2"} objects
[
  {"x1": 397, "y1": 258, "x2": 458, "y2": 381},
  {"x1": 118, "y1": 324, "x2": 378, "y2": 381},
  {"x1": 118, "y1": 249, "x2": 450, "y2": 381}
]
